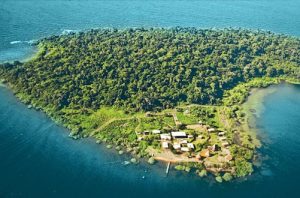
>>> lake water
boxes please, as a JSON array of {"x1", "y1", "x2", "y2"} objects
[{"x1": 1, "y1": 1, "x2": 300, "y2": 197}]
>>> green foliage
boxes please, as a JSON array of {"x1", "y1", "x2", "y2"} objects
[
  {"x1": 234, "y1": 157, "x2": 254, "y2": 177},
  {"x1": 198, "y1": 169, "x2": 207, "y2": 177},
  {"x1": 222, "y1": 173, "x2": 233, "y2": 181},
  {"x1": 215, "y1": 176, "x2": 223, "y2": 183},
  {"x1": 1, "y1": 28, "x2": 299, "y2": 117}
]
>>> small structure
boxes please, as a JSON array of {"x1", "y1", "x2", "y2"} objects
[
  {"x1": 180, "y1": 139, "x2": 188, "y2": 144},
  {"x1": 208, "y1": 128, "x2": 216, "y2": 133},
  {"x1": 225, "y1": 154, "x2": 233, "y2": 161},
  {"x1": 173, "y1": 142, "x2": 181, "y2": 150},
  {"x1": 152, "y1": 129, "x2": 161, "y2": 134},
  {"x1": 181, "y1": 147, "x2": 190, "y2": 152},
  {"x1": 160, "y1": 133, "x2": 171, "y2": 140},
  {"x1": 138, "y1": 137, "x2": 144, "y2": 141},
  {"x1": 188, "y1": 134, "x2": 194, "y2": 139},
  {"x1": 162, "y1": 142, "x2": 169, "y2": 149},
  {"x1": 200, "y1": 149, "x2": 210, "y2": 158},
  {"x1": 218, "y1": 132, "x2": 226, "y2": 136},
  {"x1": 187, "y1": 143, "x2": 194, "y2": 150},
  {"x1": 208, "y1": 144, "x2": 219, "y2": 152},
  {"x1": 171, "y1": 131, "x2": 187, "y2": 139}
]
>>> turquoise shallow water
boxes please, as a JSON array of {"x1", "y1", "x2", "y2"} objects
[{"x1": 1, "y1": 1, "x2": 300, "y2": 197}]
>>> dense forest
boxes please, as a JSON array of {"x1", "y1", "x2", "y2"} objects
[{"x1": 1, "y1": 28, "x2": 300, "y2": 113}]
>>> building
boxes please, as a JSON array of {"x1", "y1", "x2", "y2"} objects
[
  {"x1": 181, "y1": 147, "x2": 190, "y2": 152},
  {"x1": 188, "y1": 134, "x2": 194, "y2": 139},
  {"x1": 187, "y1": 143, "x2": 194, "y2": 150},
  {"x1": 171, "y1": 131, "x2": 187, "y2": 139},
  {"x1": 152, "y1": 129, "x2": 161, "y2": 134},
  {"x1": 208, "y1": 128, "x2": 216, "y2": 133},
  {"x1": 200, "y1": 149, "x2": 210, "y2": 158},
  {"x1": 162, "y1": 142, "x2": 169, "y2": 149},
  {"x1": 218, "y1": 132, "x2": 226, "y2": 136},
  {"x1": 160, "y1": 133, "x2": 171, "y2": 140},
  {"x1": 180, "y1": 139, "x2": 188, "y2": 144},
  {"x1": 173, "y1": 142, "x2": 181, "y2": 150}
]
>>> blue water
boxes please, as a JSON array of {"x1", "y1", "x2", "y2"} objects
[
  {"x1": 1, "y1": 0, "x2": 300, "y2": 62},
  {"x1": 1, "y1": 1, "x2": 300, "y2": 197}
]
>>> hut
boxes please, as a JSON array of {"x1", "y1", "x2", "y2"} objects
[
  {"x1": 187, "y1": 143, "x2": 194, "y2": 150},
  {"x1": 173, "y1": 142, "x2": 181, "y2": 150},
  {"x1": 160, "y1": 133, "x2": 171, "y2": 140},
  {"x1": 152, "y1": 129, "x2": 161, "y2": 134},
  {"x1": 218, "y1": 132, "x2": 226, "y2": 136},
  {"x1": 200, "y1": 149, "x2": 210, "y2": 158},
  {"x1": 181, "y1": 147, "x2": 190, "y2": 152},
  {"x1": 162, "y1": 142, "x2": 169, "y2": 149},
  {"x1": 208, "y1": 128, "x2": 216, "y2": 133},
  {"x1": 171, "y1": 131, "x2": 187, "y2": 139}
]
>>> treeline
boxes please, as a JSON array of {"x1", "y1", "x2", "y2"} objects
[{"x1": 1, "y1": 27, "x2": 300, "y2": 113}]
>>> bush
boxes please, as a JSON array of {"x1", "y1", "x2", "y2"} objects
[
  {"x1": 235, "y1": 157, "x2": 253, "y2": 177},
  {"x1": 222, "y1": 173, "x2": 233, "y2": 181},
  {"x1": 198, "y1": 169, "x2": 207, "y2": 177},
  {"x1": 215, "y1": 176, "x2": 223, "y2": 183}
]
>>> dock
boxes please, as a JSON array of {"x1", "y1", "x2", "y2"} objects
[{"x1": 166, "y1": 162, "x2": 171, "y2": 175}]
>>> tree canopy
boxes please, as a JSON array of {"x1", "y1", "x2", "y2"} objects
[{"x1": 1, "y1": 28, "x2": 299, "y2": 113}]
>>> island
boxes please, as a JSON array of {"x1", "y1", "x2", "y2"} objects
[{"x1": 0, "y1": 27, "x2": 299, "y2": 182}]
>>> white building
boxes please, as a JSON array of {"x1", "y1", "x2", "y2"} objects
[
  {"x1": 181, "y1": 147, "x2": 190, "y2": 152},
  {"x1": 160, "y1": 133, "x2": 171, "y2": 140},
  {"x1": 187, "y1": 143, "x2": 195, "y2": 150},
  {"x1": 173, "y1": 142, "x2": 181, "y2": 150},
  {"x1": 171, "y1": 131, "x2": 187, "y2": 138},
  {"x1": 162, "y1": 142, "x2": 169, "y2": 149},
  {"x1": 152, "y1": 129, "x2": 161, "y2": 134}
]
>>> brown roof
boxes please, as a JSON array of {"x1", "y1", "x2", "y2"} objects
[{"x1": 200, "y1": 149, "x2": 210, "y2": 158}]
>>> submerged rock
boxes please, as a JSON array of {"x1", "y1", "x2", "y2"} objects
[
  {"x1": 130, "y1": 158, "x2": 138, "y2": 164},
  {"x1": 123, "y1": 161, "x2": 130, "y2": 166},
  {"x1": 96, "y1": 140, "x2": 101, "y2": 144}
]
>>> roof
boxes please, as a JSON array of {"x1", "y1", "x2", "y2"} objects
[
  {"x1": 208, "y1": 128, "x2": 216, "y2": 132},
  {"x1": 187, "y1": 143, "x2": 194, "y2": 149},
  {"x1": 160, "y1": 133, "x2": 171, "y2": 137},
  {"x1": 162, "y1": 142, "x2": 169, "y2": 148},
  {"x1": 218, "y1": 132, "x2": 226, "y2": 136},
  {"x1": 200, "y1": 149, "x2": 210, "y2": 157},
  {"x1": 171, "y1": 131, "x2": 187, "y2": 137},
  {"x1": 181, "y1": 147, "x2": 190, "y2": 152},
  {"x1": 173, "y1": 143, "x2": 181, "y2": 149},
  {"x1": 152, "y1": 129, "x2": 161, "y2": 134},
  {"x1": 180, "y1": 140, "x2": 188, "y2": 144}
]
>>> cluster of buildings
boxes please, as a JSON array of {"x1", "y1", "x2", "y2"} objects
[
  {"x1": 160, "y1": 131, "x2": 195, "y2": 152},
  {"x1": 137, "y1": 129, "x2": 196, "y2": 152},
  {"x1": 137, "y1": 120, "x2": 232, "y2": 163}
]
